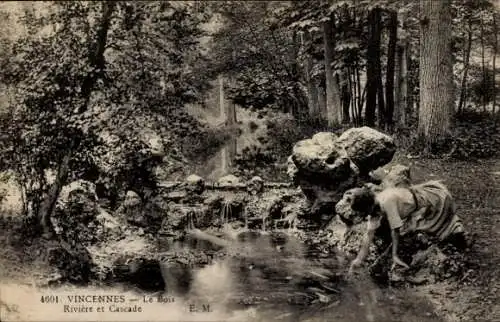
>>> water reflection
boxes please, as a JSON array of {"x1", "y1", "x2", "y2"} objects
[{"x1": 157, "y1": 229, "x2": 445, "y2": 322}]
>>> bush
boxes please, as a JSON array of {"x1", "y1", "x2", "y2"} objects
[
  {"x1": 234, "y1": 113, "x2": 348, "y2": 180},
  {"x1": 396, "y1": 110, "x2": 500, "y2": 159},
  {"x1": 180, "y1": 126, "x2": 235, "y2": 163},
  {"x1": 450, "y1": 111, "x2": 500, "y2": 159}
]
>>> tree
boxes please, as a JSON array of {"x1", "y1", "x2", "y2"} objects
[
  {"x1": 418, "y1": 0, "x2": 454, "y2": 147},
  {"x1": 385, "y1": 10, "x2": 398, "y2": 130},
  {"x1": 323, "y1": 14, "x2": 343, "y2": 126},
  {"x1": 0, "y1": 1, "x2": 211, "y2": 236},
  {"x1": 365, "y1": 7, "x2": 383, "y2": 127}
]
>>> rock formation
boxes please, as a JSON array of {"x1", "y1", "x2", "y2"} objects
[{"x1": 287, "y1": 127, "x2": 396, "y2": 221}]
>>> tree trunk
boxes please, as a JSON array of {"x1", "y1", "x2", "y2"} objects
[
  {"x1": 317, "y1": 85, "x2": 327, "y2": 119},
  {"x1": 39, "y1": 153, "x2": 71, "y2": 237},
  {"x1": 480, "y1": 17, "x2": 487, "y2": 112},
  {"x1": 458, "y1": 26, "x2": 473, "y2": 114},
  {"x1": 404, "y1": 42, "x2": 413, "y2": 124},
  {"x1": 339, "y1": 72, "x2": 351, "y2": 123},
  {"x1": 38, "y1": 1, "x2": 115, "y2": 237},
  {"x1": 301, "y1": 32, "x2": 320, "y2": 118},
  {"x1": 395, "y1": 41, "x2": 403, "y2": 127},
  {"x1": 323, "y1": 15, "x2": 342, "y2": 126},
  {"x1": 219, "y1": 74, "x2": 225, "y2": 121},
  {"x1": 493, "y1": 13, "x2": 498, "y2": 115},
  {"x1": 418, "y1": 0, "x2": 454, "y2": 148},
  {"x1": 385, "y1": 10, "x2": 398, "y2": 131},
  {"x1": 365, "y1": 8, "x2": 383, "y2": 127}
]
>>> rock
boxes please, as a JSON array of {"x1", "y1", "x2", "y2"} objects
[
  {"x1": 87, "y1": 234, "x2": 159, "y2": 285},
  {"x1": 165, "y1": 190, "x2": 188, "y2": 202},
  {"x1": 142, "y1": 130, "x2": 165, "y2": 157},
  {"x1": 291, "y1": 132, "x2": 350, "y2": 178},
  {"x1": 123, "y1": 190, "x2": 141, "y2": 207},
  {"x1": 94, "y1": 208, "x2": 122, "y2": 240},
  {"x1": 218, "y1": 174, "x2": 241, "y2": 187},
  {"x1": 288, "y1": 132, "x2": 357, "y2": 219},
  {"x1": 57, "y1": 179, "x2": 98, "y2": 207},
  {"x1": 335, "y1": 126, "x2": 396, "y2": 176},
  {"x1": 286, "y1": 127, "x2": 396, "y2": 224},
  {"x1": 185, "y1": 174, "x2": 205, "y2": 194},
  {"x1": 381, "y1": 164, "x2": 411, "y2": 188},
  {"x1": 53, "y1": 180, "x2": 100, "y2": 246},
  {"x1": 247, "y1": 176, "x2": 264, "y2": 195}
]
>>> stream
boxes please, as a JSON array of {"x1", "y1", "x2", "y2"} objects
[
  {"x1": 162, "y1": 121, "x2": 446, "y2": 321},
  {"x1": 145, "y1": 224, "x2": 445, "y2": 322}
]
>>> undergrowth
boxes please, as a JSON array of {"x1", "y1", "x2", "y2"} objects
[
  {"x1": 234, "y1": 114, "x2": 349, "y2": 180},
  {"x1": 396, "y1": 110, "x2": 500, "y2": 160}
]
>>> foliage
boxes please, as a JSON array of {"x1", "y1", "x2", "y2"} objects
[
  {"x1": 397, "y1": 110, "x2": 500, "y2": 159},
  {"x1": 0, "y1": 1, "x2": 214, "y2": 220},
  {"x1": 234, "y1": 112, "x2": 347, "y2": 180},
  {"x1": 449, "y1": 111, "x2": 500, "y2": 159}
]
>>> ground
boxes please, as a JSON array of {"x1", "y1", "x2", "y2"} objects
[
  {"x1": 406, "y1": 156, "x2": 500, "y2": 322},
  {"x1": 1, "y1": 154, "x2": 499, "y2": 321}
]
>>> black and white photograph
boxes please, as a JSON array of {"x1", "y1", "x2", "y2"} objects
[{"x1": 0, "y1": 0, "x2": 499, "y2": 321}]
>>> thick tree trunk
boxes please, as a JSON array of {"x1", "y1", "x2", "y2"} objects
[
  {"x1": 385, "y1": 10, "x2": 398, "y2": 131},
  {"x1": 323, "y1": 16, "x2": 342, "y2": 126},
  {"x1": 365, "y1": 8, "x2": 383, "y2": 127},
  {"x1": 458, "y1": 26, "x2": 473, "y2": 114},
  {"x1": 38, "y1": 1, "x2": 116, "y2": 237},
  {"x1": 418, "y1": 0, "x2": 454, "y2": 147}
]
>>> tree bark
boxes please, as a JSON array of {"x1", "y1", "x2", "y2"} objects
[
  {"x1": 493, "y1": 13, "x2": 498, "y2": 115},
  {"x1": 418, "y1": 0, "x2": 454, "y2": 147},
  {"x1": 480, "y1": 16, "x2": 487, "y2": 112},
  {"x1": 219, "y1": 74, "x2": 225, "y2": 120},
  {"x1": 404, "y1": 42, "x2": 413, "y2": 124},
  {"x1": 339, "y1": 72, "x2": 351, "y2": 123},
  {"x1": 365, "y1": 8, "x2": 383, "y2": 127},
  {"x1": 395, "y1": 42, "x2": 403, "y2": 127},
  {"x1": 317, "y1": 84, "x2": 327, "y2": 119},
  {"x1": 457, "y1": 25, "x2": 473, "y2": 114},
  {"x1": 396, "y1": 40, "x2": 410, "y2": 126},
  {"x1": 301, "y1": 32, "x2": 320, "y2": 118},
  {"x1": 385, "y1": 10, "x2": 398, "y2": 131},
  {"x1": 38, "y1": 1, "x2": 116, "y2": 237},
  {"x1": 323, "y1": 15, "x2": 342, "y2": 126}
]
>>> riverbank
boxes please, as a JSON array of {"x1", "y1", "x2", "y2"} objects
[{"x1": 1, "y1": 155, "x2": 500, "y2": 321}]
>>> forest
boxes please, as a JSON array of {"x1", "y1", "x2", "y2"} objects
[{"x1": 0, "y1": 1, "x2": 499, "y2": 322}]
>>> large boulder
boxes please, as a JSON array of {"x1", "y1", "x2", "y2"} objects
[
  {"x1": 335, "y1": 127, "x2": 396, "y2": 176},
  {"x1": 291, "y1": 132, "x2": 352, "y2": 180},
  {"x1": 287, "y1": 127, "x2": 395, "y2": 222}
]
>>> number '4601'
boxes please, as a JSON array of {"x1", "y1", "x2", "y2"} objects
[{"x1": 40, "y1": 295, "x2": 58, "y2": 303}]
